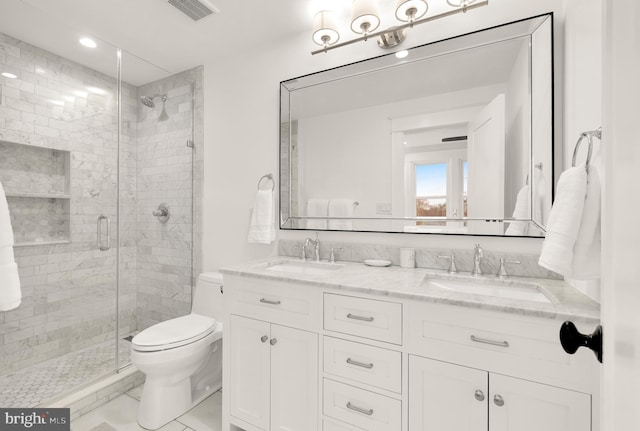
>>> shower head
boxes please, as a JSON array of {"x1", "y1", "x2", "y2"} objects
[
  {"x1": 140, "y1": 94, "x2": 169, "y2": 121},
  {"x1": 140, "y1": 95, "x2": 156, "y2": 108}
]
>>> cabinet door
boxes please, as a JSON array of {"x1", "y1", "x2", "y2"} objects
[
  {"x1": 489, "y1": 374, "x2": 591, "y2": 431},
  {"x1": 409, "y1": 355, "x2": 488, "y2": 431},
  {"x1": 229, "y1": 315, "x2": 271, "y2": 430},
  {"x1": 270, "y1": 324, "x2": 319, "y2": 431}
]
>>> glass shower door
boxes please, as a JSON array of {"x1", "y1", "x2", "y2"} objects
[{"x1": 0, "y1": 2, "x2": 121, "y2": 406}]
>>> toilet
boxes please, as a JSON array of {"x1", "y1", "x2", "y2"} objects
[{"x1": 131, "y1": 272, "x2": 224, "y2": 430}]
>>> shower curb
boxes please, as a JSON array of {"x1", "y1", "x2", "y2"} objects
[{"x1": 47, "y1": 365, "x2": 145, "y2": 422}]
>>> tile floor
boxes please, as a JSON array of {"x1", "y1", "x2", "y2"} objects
[
  {"x1": 0, "y1": 338, "x2": 132, "y2": 408},
  {"x1": 70, "y1": 386, "x2": 222, "y2": 431}
]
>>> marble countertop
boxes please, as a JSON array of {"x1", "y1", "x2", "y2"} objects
[{"x1": 220, "y1": 257, "x2": 601, "y2": 325}]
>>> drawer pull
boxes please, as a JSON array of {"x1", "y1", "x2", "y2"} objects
[
  {"x1": 494, "y1": 394, "x2": 504, "y2": 407},
  {"x1": 260, "y1": 298, "x2": 281, "y2": 305},
  {"x1": 347, "y1": 313, "x2": 374, "y2": 322},
  {"x1": 346, "y1": 357, "x2": 374, "y2": 369},
  {"x1": 470, "y1": 335, "x2": 509, "y2": 348},
  {"x1": 260, "y1": 335, "x2": 269, "y2": 343},
  {"x1": 346, "y1": 401, "x2": 374, "y2": 416}
]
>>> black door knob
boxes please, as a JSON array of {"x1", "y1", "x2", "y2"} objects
[{"x1": 559, "y1": 321, "x2": 603, "y2": 363}]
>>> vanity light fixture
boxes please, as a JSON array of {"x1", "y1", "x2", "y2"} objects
[
  {"x1": 311, "y1": 0, "x2": 488, "y2": 55},
  {"x1": 446, "y1": 0, "x2": 477, "y2": 8},
  {"x1": 1, "y1": 72, "x2": 17, "y2": 79}
]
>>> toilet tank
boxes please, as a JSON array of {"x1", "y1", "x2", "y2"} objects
[{"x1": 192, "y1": 272, "x2": 224, "y2": 320}]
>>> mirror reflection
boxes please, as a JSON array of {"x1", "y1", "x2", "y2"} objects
[{"x1": 280, "y1": 14, "x2": 554, "y2": 237}]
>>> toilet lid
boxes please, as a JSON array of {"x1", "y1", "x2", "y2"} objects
[{"x1": 132, "y1": 314, "x2": 217, "y2": 352}]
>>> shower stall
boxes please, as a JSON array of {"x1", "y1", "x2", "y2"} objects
[{"x1": 0, "y1": 2, "x2": 203, "y2": 410}]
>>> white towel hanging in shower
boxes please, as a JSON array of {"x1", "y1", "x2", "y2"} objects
[{"x1": 0, "y1": 180, "x2": 21, "y2": 311}]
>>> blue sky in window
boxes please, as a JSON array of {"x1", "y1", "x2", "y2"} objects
[{"x1": 416, "y1": 163, "x2": 447, "y2": 196}]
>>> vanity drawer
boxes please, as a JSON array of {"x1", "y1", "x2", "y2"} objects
[
  {"x1": 324, "y1": 293, "x2": 402, "y2": 345},
  {"x1": 324, "y1": 336, "x2": 401, "y2": 393},
  {"x1": 323, "y1": 379, "x2": 401, "y2": 431},
  {"x1": 406, "y1": 301, "x2": 599, "y2": 393},
  {"x1": 228, "y1": 275, "x2": 320, "y2": 331}
]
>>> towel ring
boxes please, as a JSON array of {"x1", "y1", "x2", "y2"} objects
[
  {"x1": 572, "y1": 127, "x2": 602, "y2": 171},
  {"x1": 257, "y1": 173, "x2": 275, "y2": 191}
]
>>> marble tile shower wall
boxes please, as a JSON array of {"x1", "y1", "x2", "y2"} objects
[
  {"x1": 278, "y1": 239, "x2": 562, "y2": 280},
  {"x1": 135, "y1": 69, "x2": 201, "y2": 331},
  {"x1": 0, "y1": 32, "x2": 138, "y2": 374}
]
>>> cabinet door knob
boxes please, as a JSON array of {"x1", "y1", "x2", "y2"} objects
[
  {"x1": 270, "y1": 338, "x2": 278, "y2": 345},
  {"x1": 474, "y1": 390, "x2": 485, "y2": 402},
  {"x1": 260, "y1": 335, "x2": 268, "y2": 343},
  {"x1": 493, "y1": 394, "x2": 504, "y2": 407}
]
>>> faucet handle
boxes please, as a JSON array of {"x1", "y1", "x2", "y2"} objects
[
  {"x1": 437, "y1": 254, "x2": 458, "y2": 273},
  {"x1": 496, "y1": 258, "x2": 521, "y2": 278},
  {"x1": 329, "y1": 247, "x2": 343, "y2": 263}
]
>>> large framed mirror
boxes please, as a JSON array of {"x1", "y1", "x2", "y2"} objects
[{"x1": 280, "y1": 13, "x2": 554, "y2": 237}]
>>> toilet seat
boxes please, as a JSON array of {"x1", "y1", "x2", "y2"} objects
[{"x1": 132, "y1": 314, "x2": 217, "y2": 352}]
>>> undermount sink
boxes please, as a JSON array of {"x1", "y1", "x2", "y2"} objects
[
  {"x1": 422, "y1": 275, "x2": 552, "y2": 303},
  {"x1": 264, "y1": 260, "x2": 344, "y2": 275}
]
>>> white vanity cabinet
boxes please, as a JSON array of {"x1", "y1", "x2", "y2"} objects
[
  {"x1": 224, "y1": 275, "x2": 321, "y2": 431},
  {"x1": 409, "y1": 355, "x2": 591, "y2": 431},
  {"x1": 222, "y1": 270, "x2": 600, "y2": 431}
]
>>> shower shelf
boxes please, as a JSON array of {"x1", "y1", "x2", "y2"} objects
[
  {"x1": 5, "y1": 192, "x2": 71, "y2": 199},
  {"x1": 0, "y1": 141, "x2": 71, "y2": 246}
]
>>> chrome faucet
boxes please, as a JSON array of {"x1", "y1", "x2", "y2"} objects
[
  {"x1": 302, "y1": 233, "x2": 320, "y2": 262},
  {"x1": 471, "y1": 243, "x2": 484, "y2": 276}
]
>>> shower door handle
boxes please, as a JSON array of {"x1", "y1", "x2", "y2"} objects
[{"x1": 97, "y1": 215, "x2": 111, "y2": 251}]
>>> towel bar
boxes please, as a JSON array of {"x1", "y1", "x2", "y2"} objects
[
  {"x1": 257, "y1": 173, "x2": 275, "y2": 191},
  {"x1": 572, "y1": 127, "x2": 602, "y2": 171}
]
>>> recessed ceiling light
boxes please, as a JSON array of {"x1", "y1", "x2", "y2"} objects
[
  {"x1": 2, "y1": 72, "x2": 17, "y2": 79},
  {"x1": 395, "y1": 50, "x2": 409, "y2": 59},
  {"x1": 79, "y1": 37, "x2": 97, "y2": 48}
]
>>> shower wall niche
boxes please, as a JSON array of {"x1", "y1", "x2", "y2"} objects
[{"x1": 0, "y1": 141, "x2": 71, "y2": 245}]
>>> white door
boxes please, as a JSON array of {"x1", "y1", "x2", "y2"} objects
[
  {"x1": 601, "y1": 1, "x2": 640, "y2": 430},
  {"x1": 489, "y1": 374, "x2": 591, "y2": 431},
  {"x1": 229, "y1": 315, "x2": 271, "y2": 430},
  {"x1": 408, "y1": 355, "x2": 487, "y2": 431},
  {"x1": 270, "y1": 324, "x2": 319, "y2": 431},
  {"x1": 467, "y1": 93, "x2": 506, "y2": 234}
]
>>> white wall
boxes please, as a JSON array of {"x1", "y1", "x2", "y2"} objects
[
  {"x1": 202, "y1": 0, "x2": 568, "y2": 270},
  {"x1": 563, "y1": 0, "x2": 603, "y2": 301}
]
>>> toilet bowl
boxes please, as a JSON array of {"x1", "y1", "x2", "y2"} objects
[{"x1": 131, "y1": 272, "x2": 224, "y2": 430}]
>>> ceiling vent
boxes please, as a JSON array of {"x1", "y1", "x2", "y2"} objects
[{"x1": 168, "y1": 0, "x2": 219, "y2": 21}]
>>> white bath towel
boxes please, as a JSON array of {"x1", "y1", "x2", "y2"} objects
[
  {"x1": 538, "y1": 166, "x2": 588, "y2": 277},
  {"x1": 0, "y1": 179, "x2": 20, "y2": 311},
  {"x1": 328, "y1": 199, "x2": 354, "y2": 230},
  {"x1": 571, "y1": 156, "x2": 602, "y2": 279},
  {"x1": 306, "y1": 198, "x2": 328, "y2": 229},
  {"x1": 0, "y1": 180, "x2": 15, "y2": 247},
  {"x1": 247, "y1": 189, "x2": 276, "y2": 244},
  {"x1": 505, "y1": 185, "x2": 530, "y2": 236},
  {"x1": 0, "y1": 261, "x2": 21, "y2": 311}
]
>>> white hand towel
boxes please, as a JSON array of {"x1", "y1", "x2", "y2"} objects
[
  {"x1": 538, "y1": 166, "x2": 588, "y2": 277},
  {"x1": 328, "y1": 199, "x2": 354, "y2": 230},
  {"x1": 306, "y1": 198, "x2": 328, "y2": 229},
  {"x1": 0, "y1": 261, "x2": 21, "y2": 311},
  {"x1": 0, "y1": 180, "x2": 15, "y2": 247},
  {"x1": 247, "y1": 189, "x2": 276, "y2": 244},
  {"x1": 505, "y1": 185, "x2": 530, "y2": 236},
  {"x1": 571, "y1": 157, "x2": 602, "y2": 279}
]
